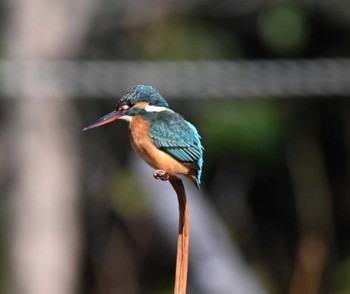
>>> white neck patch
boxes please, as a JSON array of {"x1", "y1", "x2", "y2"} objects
[
  {"x1": 144, "y1": 105, "x2": 171, "y2": 113},
  {"x1": 119, "y1": 115, "x2": 132, "y2": 122}
]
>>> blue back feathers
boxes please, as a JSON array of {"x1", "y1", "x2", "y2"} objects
[{"x1": 148, "y1": 111, "x2": 204, "y2": 188}]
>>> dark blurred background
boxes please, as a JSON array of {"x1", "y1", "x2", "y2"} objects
[{"x1": 1, "y1": 0, "x2": 350, "y2": 293}]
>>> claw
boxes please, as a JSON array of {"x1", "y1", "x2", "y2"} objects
[{"x1": 153, "y1": 169, "x2": 170, "y2": 181}]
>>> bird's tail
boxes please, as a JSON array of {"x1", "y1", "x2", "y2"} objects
[{"x1": 186, "y1": 173, "x2": 200, "y2": 190}]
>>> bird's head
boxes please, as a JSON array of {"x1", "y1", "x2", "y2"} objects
[{"x1": 83, "y1": 85, "x2": 169, "y2": 131}]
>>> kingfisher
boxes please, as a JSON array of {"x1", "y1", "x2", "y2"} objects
[{"x1": 83, "y1": 85, "x2": 204, "y2": 189}]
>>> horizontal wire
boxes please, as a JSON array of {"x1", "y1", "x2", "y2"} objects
[{"x1": 1, "y1": 59, "x2": 349, "y2": 98}]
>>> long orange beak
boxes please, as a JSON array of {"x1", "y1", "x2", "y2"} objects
[{"x1": 83, "y1": 110, "x2": 124, "y2": 131}]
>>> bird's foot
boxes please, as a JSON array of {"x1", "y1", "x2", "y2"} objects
[{"x1": 153, "y1": 169, "x2": 170, "y2": 181}]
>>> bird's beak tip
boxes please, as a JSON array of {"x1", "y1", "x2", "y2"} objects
[{"x1": 83, "y1": 110, "x2": 123, "y2": 132}]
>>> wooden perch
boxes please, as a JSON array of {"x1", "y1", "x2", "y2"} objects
[{"x1": 170, "y1": 178, "x2": 190, "y2": 294}]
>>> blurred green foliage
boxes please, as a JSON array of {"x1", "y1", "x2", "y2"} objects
[
  {"x1": 332, "y1": 258, "x2": 350, "y2": 294},
  {"x1": 134, "y1": 19, "x2": 242, "y2": 59},
  {"x1": 258, "y1": 3, "x2": 310, "y2": 56},
  {"x1": 109, "y1": 170, "x2": 148, "y2": 218},
  {"x1": 199, "y1": 100, "x2": 284, "y2": 159}
]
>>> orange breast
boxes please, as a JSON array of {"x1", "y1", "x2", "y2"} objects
[{"x1": 129, "y1": 116, "x2": 193, "y2": 179}]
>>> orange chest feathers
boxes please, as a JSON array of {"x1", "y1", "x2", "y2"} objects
[
  {"x1": 128, "y1": 116, "x2": 191, "y2": 177},
  {"x1": 129, "y1": 116, "x2": 157, "y2": 168}
]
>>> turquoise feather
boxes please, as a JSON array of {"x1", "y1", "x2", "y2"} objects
[{"x1": 148, "y1": 111, "x2": 204, "y2": 188}]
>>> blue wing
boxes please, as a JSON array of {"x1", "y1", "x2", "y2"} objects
[{"x1": 149, "y1": 111, "x2": 204, "y2": 186}]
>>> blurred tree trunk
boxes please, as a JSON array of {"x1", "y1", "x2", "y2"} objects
[
  {"x1": 287, "y1": 134, "x2": 334, "y2": 294},
  {"x1": 4, "y1": 1, "x2": 97, "y2": 294}
]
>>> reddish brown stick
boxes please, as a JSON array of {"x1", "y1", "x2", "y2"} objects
[{"x1": 170, "y1": 178, "x2": 190, "y2": 294}]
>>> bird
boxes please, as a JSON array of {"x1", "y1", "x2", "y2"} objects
[{"x1": 83, "y1": 84, "x2": 204, "y2": 189}]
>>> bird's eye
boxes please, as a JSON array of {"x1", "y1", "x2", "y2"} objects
[{"x1": 118, "y1": 101, "x2": 134, "y2": 111}]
